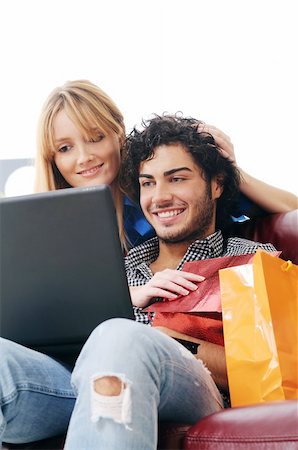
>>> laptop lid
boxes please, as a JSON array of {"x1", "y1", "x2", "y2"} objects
[{"x1": 0, "y1": 185, "x2": 134, "y2": 355}]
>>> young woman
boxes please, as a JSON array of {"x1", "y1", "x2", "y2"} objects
[
  {"x1": 34, "y1": 79, "x2": 297, "y2": 251},
  {"x1": 0, "y1": 80, "x2": 296, "y2": 447}
]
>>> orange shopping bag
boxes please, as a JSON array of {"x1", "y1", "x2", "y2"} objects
[{"x1": 219, "y1": 249, "x2": 298, "y2": 407}]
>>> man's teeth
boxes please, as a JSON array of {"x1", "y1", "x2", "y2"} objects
[{"x1": 157, "y1": 209, "x2": 183, "y2": 218}]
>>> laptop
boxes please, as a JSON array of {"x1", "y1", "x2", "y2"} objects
[{"x1": 0, "y1": 185, "x2": 135, "y2": 356}]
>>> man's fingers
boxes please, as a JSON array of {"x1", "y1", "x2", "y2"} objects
[
  {"x1": 151, "y1": 276, "x2": 203, "y2": 297},
  {"x1": 150, "y1": 287, "x2": 178, "y2": 300},
  {"x1": 152, "y1": 280, "x2": 190, "y2": 296},
  {"x1": 155, "y1": 270, "x2": 205, "y2": 291},
  {"x1": 148, "y1": 269, "x2": 206, "y2": 299},
  {"x1": 178, "y1": 270, "x2": 205, "y2": 282}
]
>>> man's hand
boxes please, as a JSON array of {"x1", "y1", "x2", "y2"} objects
[{"x1": 129, "y1": 269, "x2": 204, "y2": 308}]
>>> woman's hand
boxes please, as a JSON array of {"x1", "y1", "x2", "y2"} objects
[
  {"x1": 197, "y1": 123, "x2": 236, "y2": 163},
  {"x1": 129, "y1": 269, "x2": 205, "y2": 308}
]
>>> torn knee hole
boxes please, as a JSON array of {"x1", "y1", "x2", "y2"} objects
[
  {"x1": 90, "y1": 374, "x2": 132, "y2": 425},
  {"x1": 94, "y1": 375, "x2": 125, "y2": 396}
]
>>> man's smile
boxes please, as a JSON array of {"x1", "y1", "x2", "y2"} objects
[
  {"x1": 150, "y1": 207, "x2": 187, "y2": 225},
  {"x1": 155, "y1": 208, "x2": 185, "y2": 218}
]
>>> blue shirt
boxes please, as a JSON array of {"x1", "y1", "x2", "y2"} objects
[{"x1": 123, "y1": 197, "x2": 155, "y2": 248}]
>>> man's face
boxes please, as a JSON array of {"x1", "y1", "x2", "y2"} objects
[{"x1": 139, "y1": 144, "x2": 222, "y2": 244}]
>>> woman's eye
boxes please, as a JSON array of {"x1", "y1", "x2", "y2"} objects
[
  {"x1": 58, "y1": 145, "x2": 71, "y2": 153},
  {"x1": 89, "y1": 133, "x2": 104, "y2": 143},
  {"x1": 171, "y1": 177, "x2": 184, "y2": 183}
]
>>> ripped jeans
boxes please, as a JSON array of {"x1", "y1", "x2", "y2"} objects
[{"x1": 64, "y1": 318, "x2": 223, "y2": 450}]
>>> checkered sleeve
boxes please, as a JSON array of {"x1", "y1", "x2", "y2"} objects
[
  {"x1": 133, "y1": 307, "x2": 151, "y2": 325},
  {"x1": 224, "y1": 238, "x2": 276, "y2": 255}
]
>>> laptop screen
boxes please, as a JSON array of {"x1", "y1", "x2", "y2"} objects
[{"x1": 0, "y1": 185, "x2": 134, "y2": 354}]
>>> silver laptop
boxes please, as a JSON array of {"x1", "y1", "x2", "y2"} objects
[{"x1": 0, "y1": 185, "x2": 134, "y2": 356}]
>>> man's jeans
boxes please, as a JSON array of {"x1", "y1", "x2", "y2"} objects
[
  {"x1": 0, "y1": 338, "x2": 75, "y2": 445},
  {"x1": 1, "y1": 319, "x2": 223, "y2": 448},
  {"x1": 64, "y1": 319, "x2": 223, "y2": 450}
]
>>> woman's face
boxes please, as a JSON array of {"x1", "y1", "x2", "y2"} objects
[{"x1": 52, "y1": 110, "x2": 121, "y2": 188}]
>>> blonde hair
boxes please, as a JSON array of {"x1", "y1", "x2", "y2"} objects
[{"x1": 35, "y1": 79, "x2": 127, "y2": 249}]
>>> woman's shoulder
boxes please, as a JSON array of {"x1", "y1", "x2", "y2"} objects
[{"x1": 123, "y1": 196, "x2": 155, "y2": 248}]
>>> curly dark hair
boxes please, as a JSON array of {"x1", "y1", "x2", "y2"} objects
[{"x1": 120, "y1": 114, "x2": 241, "y2": 233}]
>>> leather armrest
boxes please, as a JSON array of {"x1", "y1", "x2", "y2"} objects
[{"x1": 183, "y1": 400, "x2": 298, "y2": 450}]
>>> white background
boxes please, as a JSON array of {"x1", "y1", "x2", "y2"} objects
[{"x1": 0, "y1": 0, "x2": 297, "y2": 195}]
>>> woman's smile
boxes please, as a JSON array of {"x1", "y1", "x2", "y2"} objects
[{"x1": 77, "y1": 163, "x2": 104, "y2": 177}]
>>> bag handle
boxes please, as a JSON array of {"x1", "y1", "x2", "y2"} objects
[{"x1": 281, "y1": 260, "x2": 293, "y2": 272}]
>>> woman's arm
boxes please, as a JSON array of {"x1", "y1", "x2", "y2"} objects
[
  {"x1": 236, "y1": 169, "x2": 298, "y2": 213},
  {"x1": 199, "y1": 123, "x2": 298, "y2": 213}
]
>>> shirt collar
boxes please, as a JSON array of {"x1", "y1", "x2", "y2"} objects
[{"x1": 125, "y1": 230, "x2": 225, "y2": 274}]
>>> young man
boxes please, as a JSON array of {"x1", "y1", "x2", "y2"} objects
[{"x1": 63, "y1": 114, "x2": 276, "y2": 449}]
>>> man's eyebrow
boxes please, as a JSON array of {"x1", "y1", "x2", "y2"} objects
[
  {"x1": 139, "y1": 173, "x2": 154, "y2": 179},
  {"x1": 139, "y1": 167, "x2": 192, "y2": 178},
  {"x1": 164, "y1": 167, "x2": 192, "y2": 176}
]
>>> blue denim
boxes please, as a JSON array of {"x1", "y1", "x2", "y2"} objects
[
  {"x1": 0, "y1": 338, "x2": 75, "y2": 445},
  {"x1": 64, "y1": 318, "x2": 223, "y2": 450}
]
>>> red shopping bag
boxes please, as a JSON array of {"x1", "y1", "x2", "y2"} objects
[{"x1": 145, "y1": 254, "x2": 257, "y2": 314}]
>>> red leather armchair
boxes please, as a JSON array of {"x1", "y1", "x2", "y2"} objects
[{"x1": 3, "y1": 210, "x2": 298, "y2": 450}]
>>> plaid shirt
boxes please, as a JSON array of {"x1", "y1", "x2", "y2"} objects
[{"x1": 125, "y1": 230, "x2": 276, "y2": 324}]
